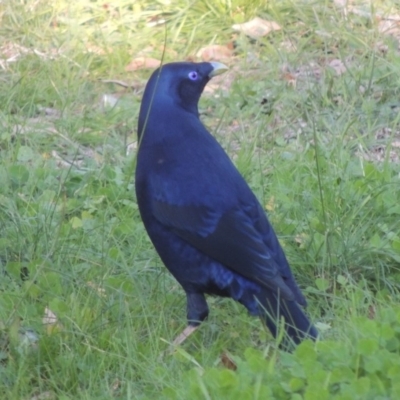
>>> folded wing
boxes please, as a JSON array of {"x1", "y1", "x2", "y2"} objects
[{"x1": 152, "y1": 199, "x2": 296, "y2": 301}]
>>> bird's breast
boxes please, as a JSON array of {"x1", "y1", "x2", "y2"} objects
[{"x1": 137, "y1": 124, "x2": 250, "y2": 208}]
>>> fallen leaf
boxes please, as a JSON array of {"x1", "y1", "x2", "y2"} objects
[
  {"x1": 392, "y1": 141, "x2": 400, "y2": 148},
  {"x1": 232, "y1": 17, "x2": 281, "y2": 39},
  {"x1": 43, "y1": 307, "x2": 63, "y2": 335},
  {"x1": 18, "y1": 328, "x2": 39, "y2": 350},
  {"x1": 87, "y1": 281, "x2": 106, "y2": 297},
  {"x1": 294, "y1": 234, "x2": 304, "y2": 245},
  {"x1": 294, "y1": 233, "x2": 309, "y2": 249},
  {"x1": 37, "y1": 106, "x2": 61, "y2": 117},
  {"x1": 265, "y1": 196, "x2": 275, "y2": 212},
  {"x1": 0, "y1": 42, "x2": 30, "y2": 60},
  {"x1": 376, "y1": 127, "x2": 393, "y2": 140},
  {"x1": 327, "y1": 59, "x2": 347, "y2": 75},
  {"x1": 314, "y1": 322, "x2": 331, "y2": 332},
  {"x1": 333, "y1": 0, "x2": 348, "y2": 8},
  {"x1": 220, "y1": 351, "x2": 237, "y2": 371},
  {"x1": 280, "y1": 40, "x2": 297, "y2": 52},
  {"x1": 84, "y1": 43, "x2": 109, "y2": 55},
  {"x1": 358, "y1": 143, "x2": 400, "y2": 164},
  {"x1": 196, "y1": 44, "x2": 233, "y2": 62},
  {"x1": 378, "y1": 19, "x2": 400, "y2": 36},
  {"x1": 282, "y1": 72, "x2": 297, "y2": 87},
  {"x1": 376, "y1": 42, "x2": 389, "y2": 54},
  {"x1": 111, "y1": 378, "x2": 122, "y2": 392},
  {"x1": 147, "y1": 15, "x2": 167, "y2": 27},
  {"x1": 125, "y1": 57, "x2": 160, "y2": 71},
  {"x1": 368, "y1": 304, "x2": 376, "y2": 319},
  {"x1": 30, "y1": 391, "x2": 56, "y2": 400},
  {"x1": 126, "y1": 141, "x2": 137, "y2": 155},
  {"x1": 346, "y1": 7, "x2": 374, "y2": 19},
  {"x1": 136, "y1": 45, "x2": 155, "y2": 56},
  {"x1": 101, "y1": 93, "x2": 120, "y2": 109},
  {"x1": 42, "y1": 307, "x2": 57, "y2": 325}
]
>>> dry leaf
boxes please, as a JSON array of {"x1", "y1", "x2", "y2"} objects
[
  {"x1": 346, "y1": 7, "x2": 374, "y2": 19},
  {"x1": 84, "y1": 43, "x2": 108, "y2": 55},
  {"x1": 196, "y1": 44, "x2": 233, "y2": 62},
  {"x1": 376, "y1": 42, "x2": 389, "y2": 54},
  {"x1": 136, "y1": 46, "x2": 155, "y2": 56},
  {"x1": 392, "y1": 141, "x2": 400, "y2": 148},
  {"x1": 265, "y1": 196, "x2": 275, "y2": 212},
  {"x1": 280, "y1": 40, "x2": 297, "y2": 52},
  {"x1": 125, "y1": 57, "x2": 160, "y2": 71},
  {"x1": 43, "y1": 307, "x2": 63, "y2": 334},
  {"x1": 368, "y1": 304, "x2": 376, "y2": 320},
  {"x1": 327, "y1": 59, "x2": 347, "y2": 75},
  {"x1": 333, "y1": 0, "x2": 349, "y2": 8},
  {"x1": 51, "y1": 150, "x2": 85, "y2": 169},
  {"x1": 126, "y1": 141, "x2": 137, "y2": 155},
  {"x1": 37, "y1": 106, "x2": 60, "y2": 117},
  {"x1": 376, "y1": 127, "x2": 392, "y2": 140},
  {"x1": 147, "y1": 15, "x2": 167, "y2": 27},
  {"x1": 378, "y1": 17, "x2": 400, "y2": 44},
  {"x1": 314, "y1": 322, "x2": 332, "y2": 332},
  {"x1": 358, "y1": 144, "x2": 400, "y2": 164},
  {"x1": 294, "y1": 234, "x2": 304, "y2": 245},
  {"x1": 43, "y1": 307, "x2": 58, "y2": 325},
  {"x1": 101, "y1": 93, "x2": 120, "y2": 109},
  {"x1": 111, "y1": 378, "x2": 122, "y2": 392},
  {"x1": 220, "y1": 351, "x2": 237, "y2": 371},
  {"x1": 30, "y1": 391, "x2": 56, "y2": 400},
  {"x1": 294, "y1": 233, "x2": 309, "y2": 249},
  {"x1": 282, "y1": 72, "x2": 297, "y2": 87},
  {"x1": 87, "y1": 281, "x2": 106, "y2": 297},
  {"x1": 232, "y1": 17, "x2": 281, "y2": 39}
]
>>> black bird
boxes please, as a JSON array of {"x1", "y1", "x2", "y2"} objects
[{"x1": 135, "y1": 61, "x2": 317, "y2": 348}]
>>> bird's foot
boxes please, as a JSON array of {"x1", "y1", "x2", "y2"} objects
[
  {"x1": 159, "y1": 325, "x2": 200, "y2": 359},
  {"x1": 172, "y1": 325, "x2": 198, "y2": 346}
]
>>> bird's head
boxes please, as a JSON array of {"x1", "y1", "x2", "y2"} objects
[{"x1": 138, "y1": 62, "x2": 228, "y2": 137}]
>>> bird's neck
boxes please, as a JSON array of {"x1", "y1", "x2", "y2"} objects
[{"x1": 138, "y1": 97, "x2": 199, "y2": 140}]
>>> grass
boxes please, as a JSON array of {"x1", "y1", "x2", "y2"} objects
[{"x1": 1, "y1": 0, "x2": 400, "y2": 398}]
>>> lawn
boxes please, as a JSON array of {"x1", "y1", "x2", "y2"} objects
[{"x1": 1, "y1": 0, "x2": 400, "y2": 399}]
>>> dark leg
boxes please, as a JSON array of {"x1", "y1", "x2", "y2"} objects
[
  {"x1": 186, "y1": 292, "x2": 209, "y2": 324},
  {"x1": 172, "y1": 292, "x2": 209, "y2": 346}
]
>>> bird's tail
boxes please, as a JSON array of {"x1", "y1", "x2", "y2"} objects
[{"x1": 257, "y1": 289, "x2": 318, "y2": 350}]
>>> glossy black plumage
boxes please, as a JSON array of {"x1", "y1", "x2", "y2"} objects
[{"x1": 135, "y1": 62, "x2": 317, "y2": 348}]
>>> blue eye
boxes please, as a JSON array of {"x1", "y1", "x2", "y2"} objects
[{"x1": 188, "y1": 71, "x2": 198, "y2": 80}]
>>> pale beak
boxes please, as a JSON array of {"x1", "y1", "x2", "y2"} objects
[{"x1": 209, "y1": 62, "x2": 228, "y2": 77}]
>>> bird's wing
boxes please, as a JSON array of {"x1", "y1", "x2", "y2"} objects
[{"x1": 152, "y1": 199, "x2": 295, "y2": 301}]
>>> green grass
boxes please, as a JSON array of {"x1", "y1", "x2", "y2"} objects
[{"x1": 1, "y1": 0, "x2": 400, "y2": 398}]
